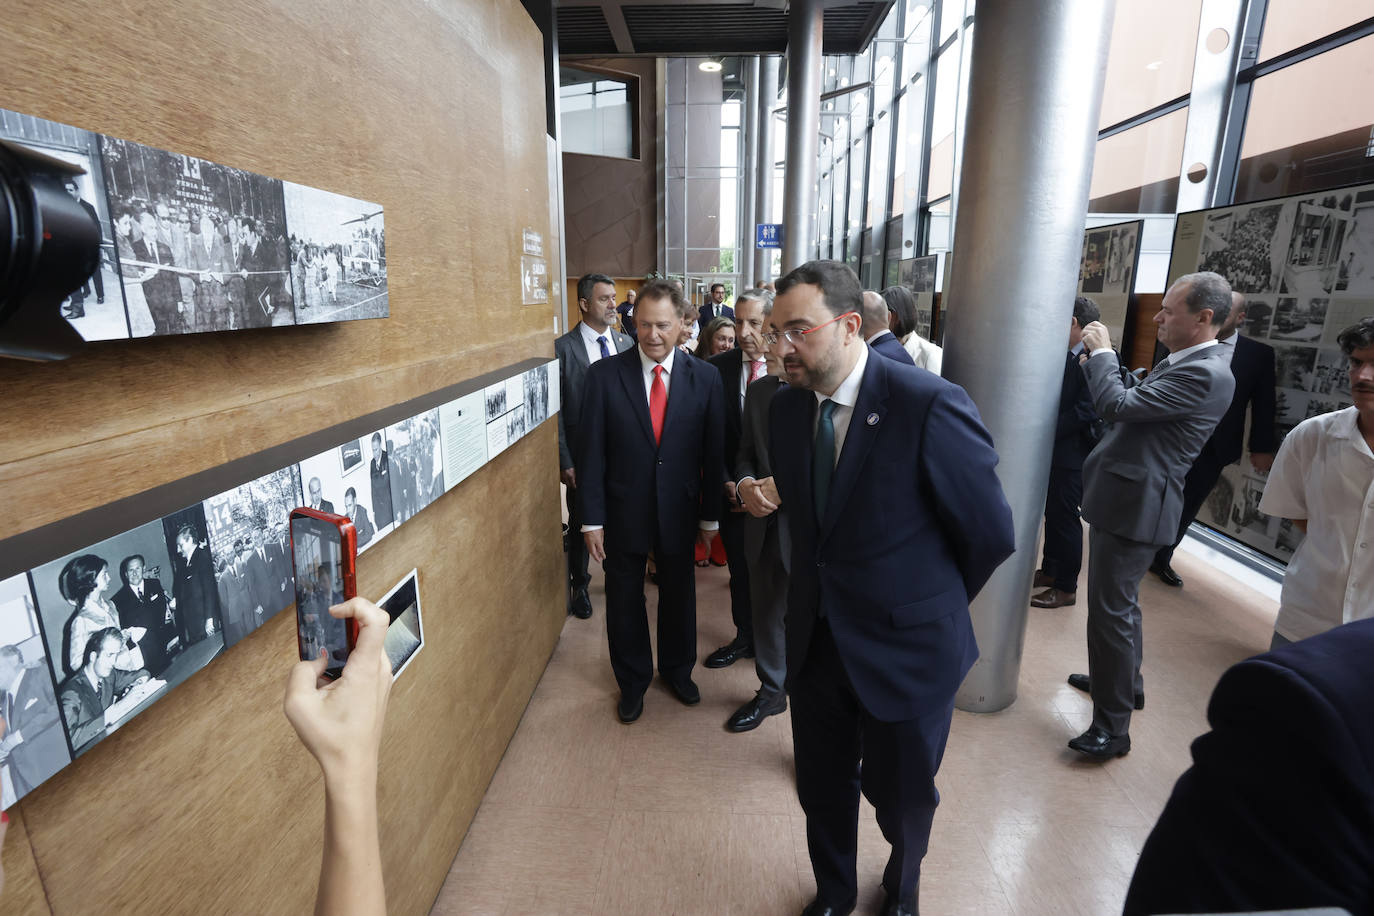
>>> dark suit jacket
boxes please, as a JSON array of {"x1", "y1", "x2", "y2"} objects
[
  {"x1": 1124, "y1": 618, "x2": 1374, "y2": 915},
  {"x1": 173, "y1": 545, "x2": 219, "y2": 642},
  {"x1": 736, "y1": 374, "x2": 789, "y2": 569},
  {"x1": 577, "y1": 347, "x2": 726, "y2": 555},
  {"x1": 700, "y1": 303, "x2": 734, "y2": 325},
  {"x1": 4, "y1": 666, "x2": 69, "y2": 795},
  {"x1": 1208, "y1": 334, "x2": 1279, "y2": 466},
  {"x1": 1081, "y1": 346, "x2": 1235, "y2": 545},
  {"x1": 707, "y1": 347, "x2": 748, "y2": 479},
  {"x1": 1052, "y1": 349, "x2": 1099, "y2": 470},
  {"x1": 769, "y1": 352, "x2": 1016, "y2": 722},
  {"x1": 351, "y1": 505, "x2": 376, "y2": 546},
  {"x1": 59, "y1": 665, "x2": 149, "y2": 752},
  {"x1": 133, "y1": 237, "x2": 179, "y2": 306},
  {"x1": 112, "y1": 578, "x2": 179, "y2": 676},
  {"x1": 554, "y1": 323, "x2": 634, "y2": 471},
  {"x1": 310, "y1": 499, "x2": 336, "y2": 516},
  {"x1": 243, "y1": 550, "x2": 275, "y2": 614},
  {"x1": 869, "y1": 331, "x2": 917, "y2": 366},
  {"x1": 371, "y1": 455, "x2": 395, "y2": 529}
]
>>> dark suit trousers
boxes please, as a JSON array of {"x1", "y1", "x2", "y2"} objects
[
  {"x1": 791, "y1": 620, "x2": 954, "y2": 906},
  {"x1": 1039, "y1": 464, "x2": 1085, "y2": 593},
  {"x1": 565, "y1": 486, "x2": 591, "y2": 598},
  {"x1": 719, "y1": 510, "x2": 753, "y2": 645},
  {"x1": 1086, "y1": 526, "x2": 1155, "y2": 736},
  {"x1": 748, "y1": 531, "x2": 788, "y2": 698},
  {"x1": 1155, "y1": 449, "x2": 1227, "y2": 567},
  {"x1": 603, "y1": 545, "x2": 696, "y2": 697}
]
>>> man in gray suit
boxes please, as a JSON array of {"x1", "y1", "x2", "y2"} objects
[
  {"x1": 1067, "y1": 271, "x2": 1236, "y2": 759},
  {"x1": 554, "y1": 273, "x2": 634, "y2": 618},
  {"x1": 731, "y1": 308, "x2": 791, "y2": 732}
]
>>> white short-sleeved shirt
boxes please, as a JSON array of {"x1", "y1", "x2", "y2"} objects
[{"x1": 1259, "y1": 406, "x2": 1374, "y2": 641}]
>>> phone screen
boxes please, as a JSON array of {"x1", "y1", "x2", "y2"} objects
[{"x1": 292, "y1": 514, "x2": 350, "y2": 674}]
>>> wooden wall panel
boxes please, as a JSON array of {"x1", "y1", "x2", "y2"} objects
[
  {"x1": 1129, "y1": 293, "x2": 1165, "y2": 371},
  {"x1": 1, "y1": 1, "x2": 565, "y2": 912}
]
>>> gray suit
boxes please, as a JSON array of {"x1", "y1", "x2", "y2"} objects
[
  {"x1": 554, "y1": 323, "x2": 634, "y2": 598},
  {"x1": 1081, "y1": 344, "x2": 1235, "y2": 734},
  {"x1": 735, "y1": 374, "x2": 788, "y2": 699}
]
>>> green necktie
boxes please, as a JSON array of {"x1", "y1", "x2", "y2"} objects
[{"x1": 813, "y1": 399, "x2": 837, "y2": 519}]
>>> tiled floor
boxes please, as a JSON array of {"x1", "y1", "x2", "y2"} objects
[{"x1": 432, "y1": 542, "x2": 1279, "y2": 915}]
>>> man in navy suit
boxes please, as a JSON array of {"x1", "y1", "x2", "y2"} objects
[
  {"x1": 554, "y1": 273, "x2": 635, "y2": 618},
  {"x1": 766, "y1": 261, "x2": 1015, "y2": 916},
  {"x1": 578, "y1": 280, "x2": 726, "y2": 724},
  {"x1": 861, "y1": 290, "x2": 916, "y2": 366},
  {"x1": 701, "y1": 282, "x2": 735, "y2": 325},
  {"x1": 1031, "y1": 296, "x2": 1103, "y2": 608},
  {"x1": 1150, "y1": 292, "x2": 1278, "y2": 587}
]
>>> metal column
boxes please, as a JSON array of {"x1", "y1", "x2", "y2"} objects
[
  {"x1": 741, "y1": 55, "x2": 761, "y2": 291},
  {"x1": 782, "y1": 0, "x2": 822, "y2": 274},
  {"x1": 754, "y1": 55, "x2": 779, "y2": 284},
  {"x1": 943, "y1": 0, "x2": 1116, "y2": 713}
]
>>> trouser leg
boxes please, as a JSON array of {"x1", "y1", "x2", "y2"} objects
[
  {"x1": 1086, "y1": 527, "x2": 1156, "y2": 735},
  {"x1": 863, "y1": 697, "x2": 956, "y2": 902},
  {"x1": 719, "y1": 512, "x2": 753, "y2": 645},
  {"x1": 1042, "y1": 464, "x2": 1085, "y2": 592},
  {"x1": 790, "y1": 620, "x2": 862, "y2": 908},
  {"x1": 602, "y1": 547, "x2": 652, "y2": 697},
  {"x1": 748, "y1": 534, "x2": 788, "y2": 698},
  {"x1": 565, "y1": 485, "x2": 591, "y2": 599},
  {"x1": 652, "y1": 547, "x2": 697, "y2": 685}
]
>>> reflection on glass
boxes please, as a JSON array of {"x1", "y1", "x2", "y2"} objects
[
  {"x1": 1087, "y1": 107, "x2": 1188, "y2": 213},
  {"x1": 1259, "y1": 0, "x2": 1374, "y2": 62},
  {"x1": 1235, "y1": 34, "x2": 1374, "y2": 203},
  {"x1": 1099, "y1": 0, "x2": 1202, "y2": 129}
]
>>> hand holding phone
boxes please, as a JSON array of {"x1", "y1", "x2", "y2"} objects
[{"x1": 290, "y1": 508, "x2": 359, "y2": 679}]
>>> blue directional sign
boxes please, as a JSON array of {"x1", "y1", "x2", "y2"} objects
[{"x1": 756, "y1": 223, "x2": 784, "y2": 249}]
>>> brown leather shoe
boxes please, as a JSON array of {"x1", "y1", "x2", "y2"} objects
[
  {"x1": 1031, "y1": 587, "x2": 1076, "y2": 608},
  {"x1": 1033, "y1": 570, "x2": 1054, "y2": 588}
]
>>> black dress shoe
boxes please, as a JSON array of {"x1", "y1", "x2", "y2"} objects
[
  {"x1": 668, "y1": 678, "x2": 700, "y2": 705},
  {"x1": 704, "y1": 637, "x2": 755, "y2": 668},
  {"x1": 617, "y1": 693, "x2": 643, "y2": 723},
  {"x1": 1150, "y1": 562, "x2": 1183, "y2": 587},
  {"x1": 569, "y1": 588, "x2": 592, "y2": 619},
  {"x1": 725, "y1": 692, "x2": 787, "y2": 732},
  {"x1": 800, "y1": 899, "x2": 855, "y2": 916},
  {"x1": 880, "y1": 888, "x2": 918, "y2": 916},
  {"x1": 1066, "y1": 673, "x2": 1144, "y2": 709},
  {"x1": 1068, "y1": 724, "x2": 1131, "y2": 759}
]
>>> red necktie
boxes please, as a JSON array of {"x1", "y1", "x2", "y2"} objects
[
  {"x1": 649, "y1": 365, "x2": 667, "y2": 445},
  {"x1": 748, "y1": 359, "x2": 765, "y2": 384}
]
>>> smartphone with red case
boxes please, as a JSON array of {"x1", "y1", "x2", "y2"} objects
[{"x1": 289, "y1": 507, "x2": 359, "y2": 679}]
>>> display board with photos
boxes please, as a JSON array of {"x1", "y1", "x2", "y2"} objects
[
  {"x1": 898, "y1": 255, "x2": 938, "y2": 339},
  {"x1": 0, "y1": 360, "x2": 558, "y2": 809},
  {"x1": 0, "y1": 107, "x2": 387, "y2": 344},
  {"x1": 1079, "y1": 219, "x2": 1143, "y2": 348},
  {"x1": 1167, "y1": 181, "x2": 1372, "y2": 564}
]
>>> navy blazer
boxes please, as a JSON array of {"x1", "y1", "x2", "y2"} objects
[
  {"x1": 577, "y1": 347, "x2": 726, "y2": 555},
  {"x1": 1052, "y1": 349, "x2": 1099, "y2": 470},
  {"x1": 869, "y1": 331, "x2": 917, "y2": 366},
  {"x1": 1207, "y1": 334, "x2": 1279, "y2": 465},
  {"x1": 708, "y1": 347, "x2": 747, "y2": 481},
  {"x1": 769, "y1": 351, "x2": 1016, "y2": 722}
]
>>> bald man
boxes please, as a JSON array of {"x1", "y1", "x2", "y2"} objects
[{"x1": 861, "y1": 290, "x2": 916, "y2": 366}]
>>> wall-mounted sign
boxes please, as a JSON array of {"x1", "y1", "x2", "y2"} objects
[{"x1": 756, "y1": 223, "x2": 783, "y2": 249}]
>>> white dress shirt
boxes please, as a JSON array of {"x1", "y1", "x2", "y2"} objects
[
  {"x1": 578, "y1": 321, "x2": 615, "y2": 365},
  {"x1": 813, "y1": 344, "x2": 870, "y2": 468},
  {"x1": 582, "y1": 345, "x2": 717, "y2": 532},
  {"x1": 1259, "y1": 406, "x2": 1374, "y2": 642}
]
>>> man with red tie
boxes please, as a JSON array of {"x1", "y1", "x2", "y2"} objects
[{"x1": 578, "y1": 280, "x2": 727, "y2": 723}]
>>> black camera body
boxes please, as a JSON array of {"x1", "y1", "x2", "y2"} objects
[{"x1": 0, "y1": 138, "x2": 100, "y2": 360}]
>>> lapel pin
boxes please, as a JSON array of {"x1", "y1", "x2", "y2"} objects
[{"x1": 866, "y1": 413, "x2": 880, "y2": 426}]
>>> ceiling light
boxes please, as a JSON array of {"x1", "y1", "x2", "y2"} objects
[
  {"x1": 699, "y1": 60, "x2": 723, "y2": 72},
  {"x1": 1145, "y1": 60, "x2": 1163, "y2": 70}
]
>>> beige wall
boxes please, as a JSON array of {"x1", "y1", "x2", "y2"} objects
[{"x1": 0, "y1": 1, "x2": 564, "y2": 912}]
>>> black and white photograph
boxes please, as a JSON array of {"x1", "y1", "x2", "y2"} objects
[
  {"x1": 1270, "y1": 296, "x2": 1327, "y2": 342},
  {"x1": 1199, "y1": 203, "x2": 1288, "y2": 294},
  {"x1": 99, "y1": 137, "x2": 296, "y2": 337},
  {"x1": 1304, "y1": 396, "x2": 1347, "y2": 420},
  {"x1": 1283, "y1": 194, "x2": 1354, "y2": 296},
  {"x1": 1273, "y1": 343, "x2": 1318, "y2": 389},
  {"x1": 0, "y1": 574, "x2": 71, "y2": 808},
  {"x1": 1308, "y1": 348, "x2": 1351, "y2": 396},
  {"x1": 1103, "y1": 224, "x2": 1139, "y2": 295},
  {"x1": 1228, "y1": 475, "x2": 1276, "y2": 542},
  {"x1": 909, "y1": 255, "x2": 937, "y2": 294},
  {"x1": 506, "y1": 401, "x2": 528, "y2": 443},
  {"x1": 29, "y1": 513, "x2": 224, "y2": 757},
  {"x1": 386, "y1": 410, "x2": 445, "y2": 526},
  {"x1": 378, "y1": 570, "x2": 424, "y2": 681},
  {"x1": 485, "y1": 385, "x2": 507, "y2": 422},
  {"x1": 1080, "y1": 229, "x2": 1109, "y2": 293},
  {"x1": 0, "y1": 108, "x2": 129, "y2": 341},
  {"x1": 283, "y1": 182, "x2": 387, "y2": 325},
  {"x1": 1273, "y1": 388, "x2": 1309, "y2": 441},
  {"x1": 299, "y1": 431, "x2": 396, "y2": 554},
  {"x1": 524, "y1": 364, "x2": 550, "y2": 427},
  {"x1": 1201, "y1": 472, "x2": 1236, "y2": 530},
  {"x1": 203, "y1": 467, "x2": 302, "y2": 649},
  {"x1": 1276, "y1": 518, "x2": 1304, "y2": 557},
  {"x1": 1333, "y1": 188, "x2": 1374, "y2": 294},
  {"x1": 1240, "y1": 297, "x2": 1275, "y2": 338}
]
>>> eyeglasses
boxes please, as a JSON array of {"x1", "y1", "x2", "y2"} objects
[{"x1": 761, "y1": 311, "x2": 857, "y2": 347}]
